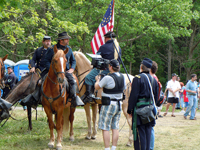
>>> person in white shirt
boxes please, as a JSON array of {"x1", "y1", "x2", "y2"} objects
[{"x1": 163, "y1": 73, "x2": 181, "y2": 117}]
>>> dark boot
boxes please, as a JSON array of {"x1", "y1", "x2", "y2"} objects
[
  {"x1": 81, "y1": 84, "x2": 96, "y2": 104},
  {"x1": 20, "y1": 86, "x2": 40, "y2": 109},
  {"x1": 69, "y1": 84, "x2": 84, "y2": 108}
]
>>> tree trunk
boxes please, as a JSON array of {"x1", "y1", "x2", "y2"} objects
[
  {"x1": 168, "y1": 39, "x2": 172, "y2": 80},
  {"x1": 186, "y1": 19, "x2": 197, "y2": 80}
]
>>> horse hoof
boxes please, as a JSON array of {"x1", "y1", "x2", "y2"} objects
[
  {"x1": 126, "y1": 143, "x2": 132, "y2": 147},
  {"x1": 56, "y1": 144, "x2": 62, "y2": 150},
  {"x1": 56, "y1": 146, "x2": 62, "y2": 150},
  {"x1": 69, "y1": 137, "x2": 74, "y2": 141},
  {"x1": 48, "y1": 143, "x2": 54, "y2": 149},
  {"x1": 85, "y1": 136, "x2": 91, "y2": 140},
  {"x1": 91, "y1": 136, "x2": 96, "y2": 140}
]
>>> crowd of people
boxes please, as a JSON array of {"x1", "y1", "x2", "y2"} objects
[
  {"x1": 161, "y1": 73, "x2": 200, "y2": 120},
  {"x1": 1, "y1": 30, "x2": 199, "y2": 150}
]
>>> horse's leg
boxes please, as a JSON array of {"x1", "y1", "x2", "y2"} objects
[
  {"x1": 122, "y1": 102, "x2": 133, "y2": 147},
  {"x1": 69, "y1": 107, "x2": 75, "y2": 141},
  {"x1": 27, "y1": 106, "x2": 32, "y2": 130},
  {"x1": 84, "y1": 103, "x2": 92, "y2": 139},
  {"x1": 91, "y1": 103, "x2": 98, "y2": 139},
  {"x1": 56, "y1": 107, "x2": 64, "y2": 150},
  {"x1": 43, "y1": 105, "x2": 55, "y2": 148}
]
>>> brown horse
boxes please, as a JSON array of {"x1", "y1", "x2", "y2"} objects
[
  {"x1": 4, "y1": 72, "x2": 40, "y2": 129},
  {"x1": 0, "y1": 54, "x2": 8, "y2": 94},
  {"x1": 41, "y1": 45, "x2": 71, "y2": 150},
  {"x1": 73, "y1": 51, "x2": 135, "y2": 146}
]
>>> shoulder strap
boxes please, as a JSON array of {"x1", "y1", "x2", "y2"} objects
[{"x1": 142, "y1": 73, "x2": 156, "y2": 107}]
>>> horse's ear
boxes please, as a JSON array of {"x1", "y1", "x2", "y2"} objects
[
  {"x1": 54, "y1": 45, "x2": 58, "y2": 54},
  {"x1": 78, "y1": 49, "x2": 81, "y2": 52},
  {"x1": 2, "y1": 54, "x2": 8, "y2": 61},
  {"x1": 64, "y1": 48, "x2": 69, "y2": 54}
]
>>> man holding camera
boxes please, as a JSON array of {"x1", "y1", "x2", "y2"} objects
[
  {"x1": 127, "y1": 58, "x2": 158, "y2": 150},
  {"x1": 95, "y1": 59, "x2": 125, "y2": 150},
  {"x1": 83, "y1": 31, "x2": 121, "y2": 103}
]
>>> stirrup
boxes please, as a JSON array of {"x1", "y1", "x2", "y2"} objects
[{"x1": 76, "y1": 96, "x2": 84, "y2": 106}]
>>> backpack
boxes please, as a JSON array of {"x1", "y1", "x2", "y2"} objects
[
  {"x1": 156, "y1": 88, "x2": 165, "y2": 107},
  {"x1": 156, "y1": 81, "x2": 165, "y2": 107}
]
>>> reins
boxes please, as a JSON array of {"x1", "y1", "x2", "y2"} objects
[{"x1": 41, "y1": 63, "x2": 66, "y2": 114}]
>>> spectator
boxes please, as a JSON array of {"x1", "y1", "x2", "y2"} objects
[
  {"x1": 184, "y1": 74, "x2": 198, "y2": 120},
  {"x1": 163, "y1": 73, "x2": 181, "y2": 117},
  {"x1": 179, "y1": 82, "x2": 186, "y2": 113},
  {"x1": 175, "y1": 76, "x2": 181, "y2": 109}
]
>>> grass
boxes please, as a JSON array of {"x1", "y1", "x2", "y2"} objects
[{"x1": 0, "y1": 106, "x2": 200, "y2": 150}]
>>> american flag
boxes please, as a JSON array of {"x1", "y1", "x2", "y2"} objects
[{"x1": 91, "y1": 0, "x2": 114, "y2": 54}]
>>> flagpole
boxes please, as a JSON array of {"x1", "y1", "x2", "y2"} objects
[
  {"x1": 110, "y1": 35, "x2": 132, "y2": 83},
  {"x1": 110, "y1": 0, "x2": 115, "y2": 31},
  {"x1": 110, "y1": 0, "x2": 131, "y2": 83}
]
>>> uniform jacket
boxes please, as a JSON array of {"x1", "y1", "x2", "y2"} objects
[
  {"x1": 127, "y1": 72, "x2": 159, "y2": 127},
  {"x1": 44, "y1": 43, "x2": 76, "y2": 71},
  {"x1": 3, "y1": 72, "x2": 17, "y2": 98},
  {"x1": 30, "y1": 46, "x2": 49, "y2": 71},
  {"x1": 97, "y1": 40, "x2": 122, "y2": 62}
]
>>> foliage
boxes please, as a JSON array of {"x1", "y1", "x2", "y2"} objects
[{"x1": 0, "y1": 0, "x2": 200, "y2": 84}]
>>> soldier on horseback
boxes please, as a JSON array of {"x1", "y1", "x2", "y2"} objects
[
  {"x1": 44, "y1": 32, "x2": 84, "y2": 107},
  {"x1": 82, "y1": 31, "x2": 122, "y2": 104},
  {"x1": 20, "y1": 36, "x2": 52, "y2": 107}
]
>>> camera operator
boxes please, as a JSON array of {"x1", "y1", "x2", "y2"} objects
[
  {"x1": 83, "y1": 31, "x2": 122, "y2": 103},
  {"x1": 95, "y1": 59, "x2": 126, "y2": 150}
]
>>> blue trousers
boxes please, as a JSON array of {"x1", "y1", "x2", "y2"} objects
[
  {"x1": 85, "y1": 68, "x2": 109, "y2": 85},
  {"x1": 134, "y1": 124, "x2": 152, "y2": 150},
  {"x1": 184, "y1": 95, "x2": 197, "y2": 119},
  {"x1": 150, "y1": 127, "x2": 154, "y2": 150}
]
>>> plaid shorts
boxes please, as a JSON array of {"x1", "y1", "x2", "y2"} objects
[{"x1": 98, "y1": 104, "x2": 121, "y2": 131}]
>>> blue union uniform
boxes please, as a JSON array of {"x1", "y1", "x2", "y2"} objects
[
  {"x1": 2, "y1": 72, "x2": 17, "y2": 98},
  {"x1": 127, "y1": 72, "x2": 158, "y2": 150},
  {"x1": 44, "y1": 43, "x2": 76, "y2": 71},
  {"x1": 29, "y1": 46, "x2": 50, "y2": 72},
  {"x1": 85, "y1": 40, "x2": 121, "y2": 86}
]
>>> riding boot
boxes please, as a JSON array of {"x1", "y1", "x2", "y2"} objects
[
  {"x1": 81, "y1": 84, "x2": 95, "y2": 104},
  {"x1": 69, "y1": 84, "x2": 84, "y2": 108},
  {"x1": 20, "y1": 86, "x2": 41, "y2": 109}
]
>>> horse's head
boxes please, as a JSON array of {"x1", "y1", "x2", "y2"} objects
[
  {"x1": 0, "y1": 54, "x2": 8, "y2": 88},
  {"x1": 51, "y1": 45, "x2": 68, "y2": 84}
]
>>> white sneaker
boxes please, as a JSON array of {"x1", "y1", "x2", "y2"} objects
[{"x1": 180, "y1": 110, "x2": 185, "y2": 113}]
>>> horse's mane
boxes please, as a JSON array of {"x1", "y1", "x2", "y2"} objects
[
  {"x1": 5, "y1": 73, "x2": 33, "y2": 98},
  {"x1": 74, "y1": 51, "x2": 91, "y2": 65}
]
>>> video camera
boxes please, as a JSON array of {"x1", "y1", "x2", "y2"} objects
[
  {"x1": 91, "y1": 58, "x2": 110, "y2": 70},
  {"x1": 86, "y1": 53, "x2": 110, "y2": 70}
]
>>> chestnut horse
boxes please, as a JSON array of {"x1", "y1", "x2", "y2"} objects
[
  {"x1": 0, "y1": 54, "x2": 8, "y2": 95},
  {"x1": 41, "y1": 46, "x2": 71, "y2": 150},
  {"x1": 73, "y1": 51, "x2": 134, "y2": 146}
]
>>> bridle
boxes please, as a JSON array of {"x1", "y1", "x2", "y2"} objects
[
  {"x1": 51, "y1": 60, "x2": 65, "y2": 77},
  {"x1": 47, "y1": 59, "x2": 66, "y2": 84},
  {"x1": 0, "y1": 60, "x2": 5, "y2": 88}
]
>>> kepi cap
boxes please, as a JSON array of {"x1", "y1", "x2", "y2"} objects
[
  {"x1": 43, "y1": 36, "x2": 51, "y2": 41},
  {"x1": 141, "y1": 58, "x2": 152, "y2": 68},
  {"x1": 104, "y1": 31, "x2": 117, "y2": 38},
  {"x1": 57, "y1": 32, "x2": 71, "y2": 40},
  {"x1": 109, "y1": 59, "x2": 119, "y2": 68}
]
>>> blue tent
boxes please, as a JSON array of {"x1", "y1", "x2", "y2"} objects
[{"x1": 14, "y1": 59, "x2": 30, "y2": 81}]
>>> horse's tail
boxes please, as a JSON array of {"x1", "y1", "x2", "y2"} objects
[{"x1": 63, "y1": 107, "x2": 70, "y2": 133}]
